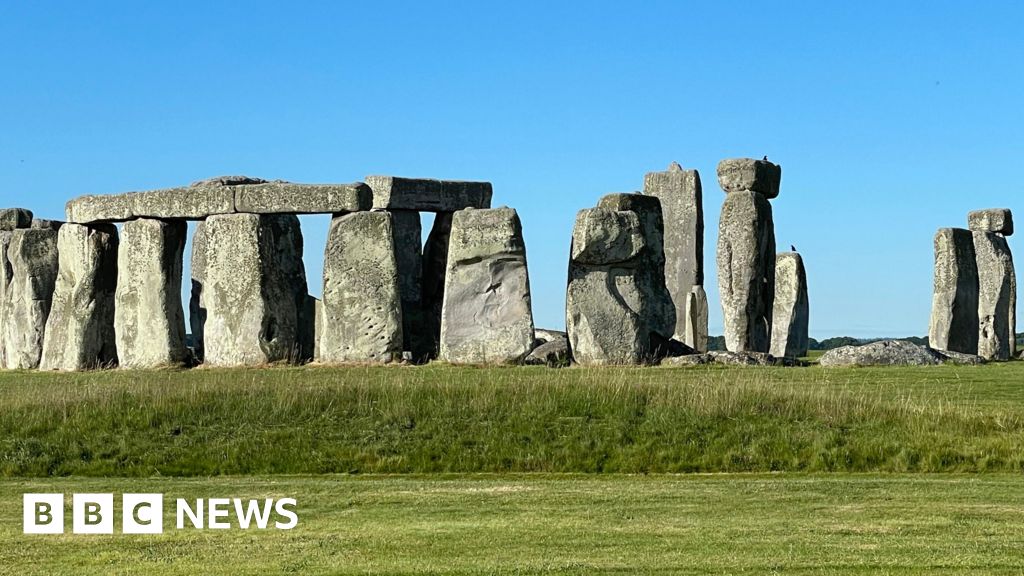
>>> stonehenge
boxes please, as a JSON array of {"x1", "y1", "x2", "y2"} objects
[
  {"x1": 928, "y1": 209, "x2": 1016, "y2": 361},
  {"x1": 3, "y1": 228, "x2": 60, "y2": 369},
  {"x1": 716, "y1": 158, "x2": 780, "y2": 353},
  {"x1": 770, "y1": 252, "x2": 809, "y2": 359},
  {"x1": 643, "y1": 162, "x2": 708, "y2": 351},
  {"x1": 39, "y1": 224, "x2": 119, "y2": 371},
  {"x1": 439, "y1": 207, "x2": 535, "y2": 364}
]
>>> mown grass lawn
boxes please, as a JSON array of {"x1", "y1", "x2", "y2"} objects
[{"x1": 2, "y1": 473, "x2": 1024, "y2": 575}]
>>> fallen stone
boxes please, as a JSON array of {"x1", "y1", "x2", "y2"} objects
[
  {"x1": 321, "y1": 211, "x2": 403, "y2": 363},
  {"x1": 974, "y1": 231, "x2": 1016, "y2": 361},
  {"x1": 421, "y1": 212, "x2": 453, "y2": 358},
  {"x1": 928, "y1": 228, "x2": 979, "y2": 354},
  {"x1": 661, "y1": 350, "x2": 794, "y2": 367},
  {"x1": 0, "y1": 208, "x2": 33, "y2": 230},
  {"x1": 114, "y1": 219, "x2": 188, "y2": 369},
  {"x1": 770, "y1": 252, "x2": 809, "y2": 358},
  {"x1": 643, "y1": 162, "x2": 704, "y2": 342},
  {"x1": 716, "y1": 158, "x2": 782, "y2": 199},
  {"x1": 534, "y1": 328, "x2": 567, "y2": 345},
  {"x1": 524, "y1": 337, "x2": 570, "y2": 367},
  {"x1": 365, "y1": 176, "x2": 492, "y2": 212},
  {"x1": 683, "y1": 286, "x2": 709, "y2": 352},
  {"x1": 39, "y1": 224, "x2": 119, "y2": 371},
  {"x1": 30, "y1": 219, "x2": 63, "y2": 230},
  {"x1": 934, "y1": 349, "x2": 986, "y2": 365},
  {"x1": 188, "y1": 221, "x2": 208, "y2": 363},
  {"x1": 819, "y1": 340, "x2": 944, "y2": 367},
  {"x1": 65, "y1": 178, "x2": 372, "y2": 223},
  {"x1": 968, "y1": 208, "x2": 1013, "y2": 236},
  {"x1": 440, "y1": 207, "x2": 535, "y2": 364},
  {"x1": 203, "y1": 214, "x2": 303, "y2": 366},
  {"x1": 3, "y1": 228, "x2": 59, "y2": 369},
  {"x1": 717, "y1": 190, "x2": 776, "y2": 353}
]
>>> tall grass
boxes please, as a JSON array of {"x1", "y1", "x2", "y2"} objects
[{"x1": 1, "y1": 363, "x2": 1023, "y2": 476}]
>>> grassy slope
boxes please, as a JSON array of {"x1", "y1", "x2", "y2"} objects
[
  {"x1": 2, "y1": 474, "x2": 1024, "y2": 575},
  {"x1": 1, "y1": 363, "x2": 1024, "y2": 475}
]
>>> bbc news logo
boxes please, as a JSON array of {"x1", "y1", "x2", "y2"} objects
[{"x1": 24, "y1": 494, "x2": 298, "y2": 534}]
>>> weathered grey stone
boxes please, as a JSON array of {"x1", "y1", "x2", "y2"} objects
[
  {"x1": 968, "y1": 209, "x2": 1013, "y2": 236},
  {"x1": 934, "y1": 349, "x2": 986, "y2": 365},
  {"x1": 525, "y1": 337, "x2": 569, "y2": 366},
  {"x1": 534, "y1": 328, "x2": 567, "y2": 345},
  {"x1": 203, "y1": 214, "x2": 302, "y2": 366},
  {"x1": 596, "y1": 194, "x2": 675, "y2": 341},
  {"x1": 974, "y1": 231, "x2": 1016, "y2": 361},
  {"x1": 114, "y1": 219, "x2": 188, "y2": 369},
  {"x1": 439, "y1": 207, "x2": 534, "y2": 364},
  {"x1": 819, "y1": 340, "x2": 944, "y2": 367},
  {"x1": 365, "y1": 176, "x2": 492, "y2": 212},
  {"x1": 388, "y1": 210, "x2": 429, "y2": 358},
  {"x1": 0, "y1": 231, "x2": 13, "y2": 367},
  {"x1": 717, "y1": 190, "x2": 776, "y2": 353},
  {"x1": 234, "y1": 182, "x2": 372, "y2": 214},
  {"x1": 0, "y1": 208, "x2": 33, "y2": 231},
  {"x1": 566, "y1": 194, "x2": 675, "y2": 365},
  {"x1": 928, "y1": 228, "x2": 979, "y2": 354},
  {"x1": 716, "y1": 158, "x2": 782, "y2": 199},
  {"x1": 3, "y1": 229, "x2": 59, "y2": 369},
  {"x1": 770, "y1": 252, "x2": 809, "y2": 358},
  {"x1": 30, "y1": 219, "x2": 63, "y2": 230},
  {"x1": 683, "y1": 286, "x2": 709, "y2": 353},
  {"x1": 266, "y1": 215, "x2": 314, "y2": 363},
  {"x1": 662, "y1": 350, "x2": 793, "y2": 367},
  {"x1": 321, "y1": 211, "x2": 403, "y2": 363},
  {"x1": 312, "y1": 296, "x2": 323, "y2": 362},
  {"x1": 644, "y1": 162, "x2": 704, "y2": 342},
  {"x1": 189, "y1": 221, "x2": 208, "y2": 363},
  {"x1": 39, "y1": 224, "x2": 118, "y2": 371},
  {"x1": 421, "y1": 212, "x2": 453, "y2": 358},
  {"x1": 65, "y1": 178, "x2": 372, "y2": 223}
]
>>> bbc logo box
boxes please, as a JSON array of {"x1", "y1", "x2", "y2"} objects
[{"x1": 24, "y1": 494, "x2": 163, "y2": 535}]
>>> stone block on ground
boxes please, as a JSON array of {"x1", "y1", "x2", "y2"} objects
[
  {"x1": 365, "y1": 176, "x2": 492, "y2": 212},
  {"x1": 3, "y1": 228, "x2": 59, "y2": 369},
  {"x1": 716, "y1": 158, "x2": 782, "y2": 199},
  {"x1": 39, "y1": 224, "x2": 119, "y2": 371},
  {"x1": 114, "y1": 218, "x2": 188, "y2": 369},
  {"x1": 439, "y1": 207, "x2": 535, "y2": 364},
  {"x1": 770, "y1": 252, "x2": 809, "y2": 358},
  {"x1": 819, "y1": 340, "x2": 944, "y2": 367},
  {"x1": 974, "y1": 231, "x2": 1016, "y2": 360},
  {"x1": 320, "y1": 211, "x2": 403, "y2": 363},
  {"x1": 968, "y1": 208, "x2": 1013, "y2": 236},
  {"x1": 928, "y1": 228, "x2": 979, "y2": 354}
]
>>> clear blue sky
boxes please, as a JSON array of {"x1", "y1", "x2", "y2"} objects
[{"x1": 2, "y1": 1, "x2": 1021, "y2": 338}]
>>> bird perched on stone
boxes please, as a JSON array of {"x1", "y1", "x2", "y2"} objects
[
  {"x1": 763, "y1": 155, "x2": 769, "y2": 162},
  {"x1": 790, "y1": 244, "x2": 797, "y2": 252}
]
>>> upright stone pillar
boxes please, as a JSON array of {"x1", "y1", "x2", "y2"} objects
[
  {"x1": 389, "y1": 210, "x2": 428, "y2": 359},
  {"x1": 421, "y1": 212, "x2": 453, "y2": 358},
  {"x1": 566, "y1": 193, "x2": 674, "y2": 365},
  {"x1": 189, "y1": 221, "x2": 208, "y2": 362},
  {"x1": 114, "y1": 218, "x2": 188, "y2": 368},
  {"x1": 3, "y1": 228, "x2": 59, "y2": 369},
  {"x1": 0, "y1": 209, "x2": 34, "y2": 368},
  {"x1": 716, "y1": 158, "x2": 780, "y2": 352},
  {"x1": 203, "y1": 214, "x2": 303, "y2": 366},
  {"x1": 39, "y1": 224, "x2": 119, "y2": 371},
  {"x1": 644, "y1": 162, "x2": 707, "y2": 350},
  {"x1": 267, "y1": 215, "x2": 314, "y2": 363},
  {"x1": 320, "y1": 211, "x2": 403, "y2": 363},
  {"x1": 770, "y1": 252, "x2": 809, "y2": 358},
  {"x1": 971, "y1": 212, "x2": 1015, "y2": 361},
  {"x1": 439, "y1": 207, "x2": 535, "y2": 364},
  {"x1": 928, "y1": 228, "x2": 979, "y2": 354}
]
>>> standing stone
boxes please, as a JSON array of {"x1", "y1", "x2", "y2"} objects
[
  {"x1": 716, "y1": 161, "x2": 778, "y2": 353},
  {"x1": 974, "y1": 231, "x2": 1016, "y2": 360},
  {"x1": 39, "y1": 224, "x2": 118, "y2": 371},
  {"x1": 203, "y1": 214, "x2": 302, "y2": 366},
  {"x1": 266, "y1": 215, "x2": 314, "y2": 363},
  {"x1": 0, "y1": 231, "x2": 14, "y2": 367},
  {"x1": 321, "y1": 211, "x2": 403, "y2": 363},
  {"x1": 389, "y1": 210, "x2": 429, "y2": 359},
  {"x1": 114, "y1": 219, "x2": 188, "y2": 368},
  {"x1": 189, "y1": 221, "x2": 208, "y2": 362},
  {"x1": 928, "y1": 228, "x2": 979, "y2": 354},
  {"x1": 566, "y1": 195, "x2": 674, "y2": 365},
  {"x1": 769, "y1": 252, "x2": 809, "y2": 358},
  {"x1": 3, "y1": 229, "x2": 59, "y2": 369},
  {"x1": 421, "y1": 212, "x2": 453, "y2": 358},
  {"x1": 643, "y1": 162, "x2": 705, "y2": 347},
  {"x1": 683, "y1": 286, "x2": 709, "y2": 353},
  {"x1": 439, "y1": 207, "x2": 534, "y2": 364}
]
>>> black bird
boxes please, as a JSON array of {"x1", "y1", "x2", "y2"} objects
[
  {"x1": 790, "y1": 244, "x2": 797, "y2": 252},
  {"x1": 762, "y1": 155, "x2": 768, "y2": 161}
]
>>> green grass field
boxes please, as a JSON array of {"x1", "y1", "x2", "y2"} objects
[{"x1": 2, "y1": 363, "x2": 1024, "y2": 574}]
